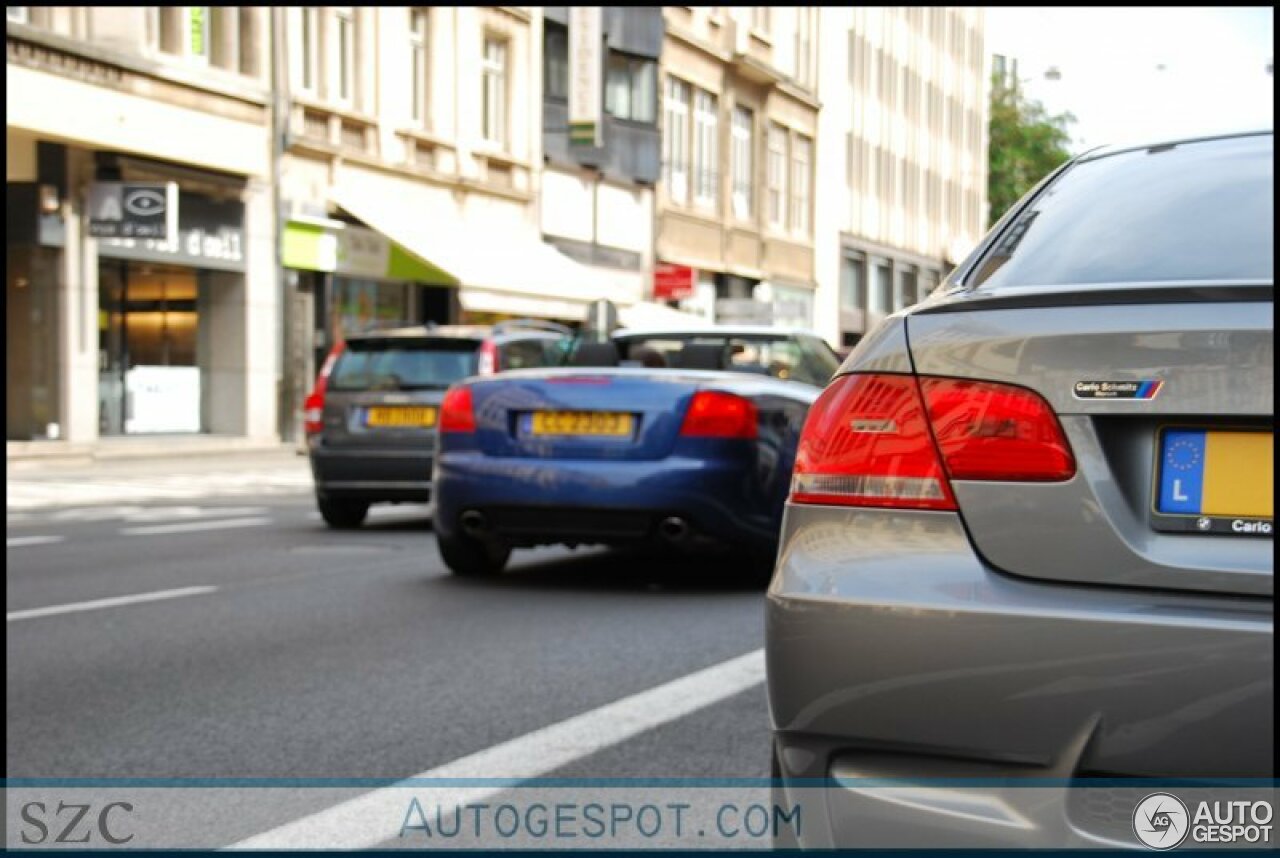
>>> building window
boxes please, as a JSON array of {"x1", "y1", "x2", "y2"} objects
[
  {"x1": 766, "y1": 123, "x2": 787, "y2": 227},
  {"x1": 605, "y1": 53, "x2": 657, "y2": 123},
  {"x1": 872, "y1": 262, "x2": 892, "y2": 316},
  {"x1": 896, "y1": 266, "x2": 917, "y2": 310},
  {"x1": 794, "y1": 8, "x2": 813, "y2": 88},
  {"x1": 544, "y1": 21, "x2": 568, "y2": 100},
  {"x1": 790, "y1": 135, "x2": 811, "y2": 234},
  {"x1": 840, "y1": 254, "x2": 864, "y2": 310},
  {"x1": 299, "y1": 7, "x2": 319, "y2": 93},
  {"x1": 692, "y1": 89, "x2": 719, "y2": 207},
  {"x1": 7, "y1": 6, "x2": 28, "y2": 23},
  {"x1": 188, "y1": 6, "x2": 210, "y2": 61},
  {"x1": 335, "y1": 8, "x2": 356, "y2": 104},
  {"x1": 731, "y1": 106, "x2": 754, "y2": 220},
  {"x1": 410, "y1": 9, "x2": 429, "y2": 126},
  {"x1": 481, "y1": 36, "x2": 508, "y2": 146},
  {"x1": 663, "y1": 76, "x2": 690, "y2": 204}
]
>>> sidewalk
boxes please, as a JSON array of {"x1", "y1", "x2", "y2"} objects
[
  {"x1": 7, "y1": 434, "x2": 302, "y2": 470},
  {"x1": 7, "y1": 441, "x2": 313, "y2": 512}
]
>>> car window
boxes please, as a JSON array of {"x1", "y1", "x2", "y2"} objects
[
  {"x1": 499, "y1": 337, "x2": 561, "y2": 370},
  {"x1": 615, "y1": 335, "x2": 838, "y2": 387},
  {"x1": 329, "y1": 339, "x2": 479, "y2": 391},
  {"x1": 968, "y1": 134, "x2": 1274, "y2": 289}
]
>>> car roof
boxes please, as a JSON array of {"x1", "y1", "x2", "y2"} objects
[
  {"x1": 1076, "y1": 129, "x2": 1271, "y2": 163},
  {"x1": 614, "y1": 325, "x2": 821, "y2": 339}
]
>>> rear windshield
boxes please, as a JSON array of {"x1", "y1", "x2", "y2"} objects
[
  {"x1": 329, "y1": 338, "x2": 479, "y2": 391},
  {"x1": 969, "y1": 134, "x2": 1274, "y2": 289},
  {"x1": 615, "y1": 334, "x2": 841, "y2": 388}
]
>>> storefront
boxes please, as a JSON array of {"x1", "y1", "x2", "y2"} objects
[
  {"x1": 281, "y1": 216, "x2": 455, "y2": 386},
  {"x1": 95, "y1": 190, "x2": 246, "y2": 435}
]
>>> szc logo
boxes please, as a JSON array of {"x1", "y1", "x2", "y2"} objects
[{"x1": 1133, "y1": 793, "x2": 1190, "y2": 850}]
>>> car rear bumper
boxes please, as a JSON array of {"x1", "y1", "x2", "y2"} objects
[
  {"x1": 767, "y1": 504, "x2": 1274, "y2": 845},
  {"x1": 434, "y1": 451, "x2": 777, "y2": 549},
  {"x1": 309, "y1": 445, "x2": 432, "y2": 502}
]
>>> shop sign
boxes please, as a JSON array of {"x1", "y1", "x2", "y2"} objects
[
  {"x1": 97, "y1": 192, "x2": 245, "y2": 272},
  {"x1": 88, "y1": 182, "x2": 177, "y2": 240},
  {"x1": 568, "y1": 7, "x2": 603, "y2": 147},
  {"x1": 653, "y1": 263, "x2": 696, "y2": 302}
]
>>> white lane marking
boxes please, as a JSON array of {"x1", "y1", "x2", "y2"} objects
[
  {"x1": 7, "y1": 585, "x2": 218, "y2": 622},
  {"x1": 120, "y1": 517, "x2": 272, "y2": 536},
  {"x1": 6, "y1": 535, "x2": 66, "y2": 548},
  {"x1": 229, "y1": 649, "x2": 766, "y2": 850}
]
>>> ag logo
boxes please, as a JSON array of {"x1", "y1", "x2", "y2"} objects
[{"x1": 1133, "y1": 793, "x2": 1190, "y2": 849}]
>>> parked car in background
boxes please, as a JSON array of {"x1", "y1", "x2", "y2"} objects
[
  {"x1": 767, "y1": 131, "x2": 1274, "y2": 848},
  {"x1": 431, "y1": 326, "x2": 841, "y2": 577},
  {"x1": 304, "y1": 320, "x2": 570, "y2": 528}
]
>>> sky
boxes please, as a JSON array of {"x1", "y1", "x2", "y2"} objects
[{"x1": 984, "y1": 6, "x2": 1274, "y2": 153}]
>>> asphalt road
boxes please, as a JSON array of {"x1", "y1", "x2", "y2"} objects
[{"x1": 7, "y1": 492, "x2": 773, "y2": 847}]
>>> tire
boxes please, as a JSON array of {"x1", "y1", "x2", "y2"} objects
[
  {"x1": 438, "y1": 531, "x2": 510, "y2": 577},
  {"x1": 317, "y1": 497, "x2": 369, "y2": 529}
]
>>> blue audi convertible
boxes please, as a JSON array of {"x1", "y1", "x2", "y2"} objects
[{"x1": 431, "y1": 326, "x2": 841, "y2": 577}]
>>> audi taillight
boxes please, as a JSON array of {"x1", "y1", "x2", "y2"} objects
[
  {"x1": 304, "y1": 342, "x2": 345, "y2": 436},
  {"x1": 477, "y1": 340, "x2": 500, "y2": 375},
  {"x1": 680, "y1": 391, "x2": 758, "y2": 439},
  {"x1": 790, "y1": 373, "x2": 1074, "y2": 509},
  {"x1": 440, "y1": 385, "x2": 476, "y2": 433}
]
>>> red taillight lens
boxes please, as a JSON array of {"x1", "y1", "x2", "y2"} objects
[
  {"x1": 303, "y1": 343, "x2": 345, "y2": 436},
  {"x1": 791, "y1": 374, "x2": 956, "y2": 509},
  {"x1": 680, "y1": 391, "x2": 758, "y2": 439},
  {"x1": 920, "y1": 377, "x2": 1075, "y2": 481},
  {"x1": 303, "y1": 391, "x2": 325, "y2": 436},
  {"x1": 477, "y1": 340, "x2": 499, "y2": 375},
  {"x1": 440, "y1": 385, "x2": 476, "y2": 433},
  {"x1": 790, "y1": 373, "x2": 1076, "y2": 509}
]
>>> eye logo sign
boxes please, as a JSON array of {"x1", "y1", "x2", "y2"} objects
[
  {"x1": 123, "y1": 188, "x2": 167, "y2": 217},
  {"x1": 1133, "y1": 793, "x2": 1190, "y2": 849}
]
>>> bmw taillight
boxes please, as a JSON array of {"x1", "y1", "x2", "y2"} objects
[
  {"x1": 440, "y1": 385, "x2": 477, "y2": 433},
  {"x1": 304, "y1": 342, "x2": 345, "y2": 436},
  {"x1": 477, "y1": 340, "x2": 500, "y2": 375},
  {"x1": 680, "y1": 391, "x2": 758, "y2": 439},
  {"x1": 790, "y1": 373, "x2": 1074, "y2": 509}
]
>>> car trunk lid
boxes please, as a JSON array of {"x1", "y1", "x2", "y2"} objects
[{"x1": 907, "y1": 295, "x2": 1273, "y2": 597}]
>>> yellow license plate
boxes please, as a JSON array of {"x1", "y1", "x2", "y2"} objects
[
  {"x1": 529, "y1": 411, "x2": 633, "y2": 437},
  {"x1": 365, "y1": 406, "x2": 437, "y2": 428},
  {"x1": 1157, "y1": 428, "x2": 1273, "y2": 517}
]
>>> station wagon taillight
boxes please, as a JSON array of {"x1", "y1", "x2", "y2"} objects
[
  {"x1": 477, "y1": 340, "x2": 500, "y2": 375},
  {"x1": 440, "y1": 385, "x2": 477, "y2": 433},
  {"x1": 304, "y1": 342, "x2": 345, "y2": 436},
  {"x1": 790, "y1": 373, "x2": 1074, "y2": 509}
]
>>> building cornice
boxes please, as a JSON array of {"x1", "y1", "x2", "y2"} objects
[{"x1": 6, "y1": 23, "x2": 270, "y2": 111}]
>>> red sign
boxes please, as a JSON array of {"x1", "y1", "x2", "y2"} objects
[{"x1": 653, "y1": 263, "x2": 696, "y2": 301}]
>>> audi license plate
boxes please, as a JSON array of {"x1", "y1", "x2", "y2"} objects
[{"x1": 522, "y1": 411, "x2": 633, "y2": 438}]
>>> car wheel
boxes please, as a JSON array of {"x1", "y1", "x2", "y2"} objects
[
  {"x1": 438, "y1": 531, "x2": 511, "y2": 577},
  {"x1": 317, "y1": 497, "x2": 369, "y2": 529}
]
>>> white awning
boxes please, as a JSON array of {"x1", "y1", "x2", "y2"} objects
[
  {"x1": 329, "y1": 171, "x2": 628, "y2": 310},
  {"x1": 617, "y1": 301, "x2": 708, "y2": 330}
]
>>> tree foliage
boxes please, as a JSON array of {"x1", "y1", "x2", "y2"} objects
[{"x1": 987, "y1": 76, "x2": 1076, "y2": 227}]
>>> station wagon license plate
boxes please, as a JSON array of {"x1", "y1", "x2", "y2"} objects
[
  {"x1": 365, "y1": 406, "x2": 437, "y2": 428},
  {"x1": 522, "y1": 411, "x2": 633, "y2": 438},
  {"x1": 1153, "y1": 427, "x2": 1273, "y2": 536}
]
